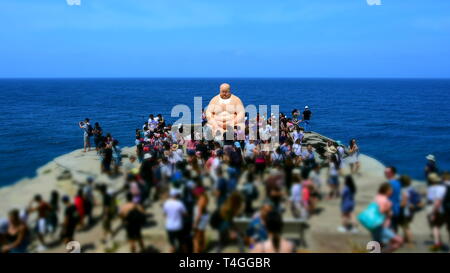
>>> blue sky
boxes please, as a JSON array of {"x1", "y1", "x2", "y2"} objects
[{"x1": 1, "y1": 0, "x2": 450, "y2": 78}]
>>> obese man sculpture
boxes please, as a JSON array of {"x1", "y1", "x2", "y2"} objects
[{"x1": 205, "y1": 83, "x2": 245, "y2": 139}]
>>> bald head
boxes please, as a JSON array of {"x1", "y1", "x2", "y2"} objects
[{"x1": 219, "y1": 83, "x2": 231, "y2": 99}]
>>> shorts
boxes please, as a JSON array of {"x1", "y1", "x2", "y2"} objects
[
  {"x1": 194, "y1": 212, "x2": 210, "y2": 231},
  {"x1": 84, "y1": 135, "x2": 91, "y2": 146},
  {"x1": 36, "y1": 218, "x2": 47, "y2": 235},
  {"x1": 167, "y1": 230, "x2": 183, "y2": 247},
  {"x1": 328, "y1": 176, "x2": 339, "y2": 186},
  {"x1": 371, "y1": 226, "x2": 396, "y2": 245},
  {"x1": 126, "y1": 225, "x2": 142, "y2": 240},
  {"x1": 62, "y1": 225, "x2": 76, "y2": 241}
]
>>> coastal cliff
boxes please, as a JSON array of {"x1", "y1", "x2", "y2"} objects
[{"x1": 0, "y1": 132, "x2": 431, "y2": 253}]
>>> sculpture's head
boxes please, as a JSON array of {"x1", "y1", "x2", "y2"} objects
[{"x1": 219, "y1": 83, "x2": 231, "y2": 99}]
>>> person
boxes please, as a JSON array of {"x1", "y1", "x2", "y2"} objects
[
  {"x1": 301, "y1": 106, "x2": 312, "y2": 132},
  {"x1": 338, "y1": 175, "x2": 358, "y2": 233},
  {"x1": 205, "y1": 83, "x2": 245, "y2": 136},
  {"x1": 241, "y1": 172, "x2": 259, "y2": 217},
  {"x1": 93, "y1": 122, "x2": 103, "y2": 151},
  {"x1": 215, "y1": 168, "x2": 229, "y2": 208},
  {"x1": 426, "y1": 172, "x2": 446, "y2": 251},
  {"x1": 301, "y1": 144, "x2": 315, "y2": 169},
  {"x1": 60, "y1": 195, "x2": 80, "y2": 246},
  {"x1": 216, "y1": 192, "x2": 244, "y2": 253},
  {"x1": 1, "y1": 209, "x2": 29, "y2": 253},
  {"x1": 163, "y1": 188, "x2": 187, "y2": 253},
  {"x1": 82, "y1": 177, "x2": 95, "y2": 227},
  {"x1": 192, "y1": 184, "x2": 209, "y2": 253},
  {"x1": 28, "y1": 194, "x2": 51, "y2": 251},
  {"x1": 372, "y1": 183, "x2": 403, "y2": 252},
  {"x1": 74, "y1": 188, "x2": 86, "y2": 229},
  {"x1": 78, "y1": 118, "x2": 93, "y2": 152},
  {"x1": 120, "y1": 192, "x2": 146, "y2": 253},
  {"x1": 251, "y1": 211, "x2": 295, "y2": 253},
  {"x1": 290, "y1": 169, "x2": 306, "y2": 219},
  {"x1": 48, "y1": 190, "x2": 60, "y2": 235},
  {"x1": 100, "y1": 141, "x2": 113, "y2": 174},
  {"x1": 398, "y1": 175, "x2": 415, "y2": 245},
  {"x1": 99, "y1": 185, "x2": 117, "y2": 244},
  {"x1": 327, "y1": 152, "x2": 340, "y2": 199},
  {"x1": 112, "y1": 139, "x2": 122, "y2": 176},
  {"x1": 425, "y1": 154, "x2": 439, "y2": 182},
  {"x1": 441, "y1": 172, "x2": 450, "y2": 248},
  {"x1": 291, "y1": 109, "x2": 300, "y2": 128},
  {"x1": 385, "y1": 167, "x2": 401, "y2": 232},
  {"x1": 348, "y1": 139, "x2": 360, "y2": 174},
  {"x1": 123, "y1": 155, "x2": 138, "y2": 175},
  {"x1": 309, "y1": 163, "x2": 322, "y2": 197},
  {"x1": 246, "y1": 204, "x2": 272, "y2": 250}
]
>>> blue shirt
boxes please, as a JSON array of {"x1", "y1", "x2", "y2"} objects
[{"x1": 389, "y1": 179, "x2": 402, "y2": 216}]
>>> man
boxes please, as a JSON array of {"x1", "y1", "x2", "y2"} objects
[
  {"x1": 163, "y1": 188, "x2": 187, "y2": 253},
  {"x1": 205, "y1": 83, "x2": 245, "y2": 139},
  {"x1": 28, "y1": 194, "x2": 51, "y2": 251},
  {"x1": 120, "y1": 193, "x2": 146, "y2": 253},
  {"x1": 385, "y1": 166, "x2": 401, "y2": 232},
  {"x1": 61, "y1": 195, "x2": 79, "y2": 246},
  {"x1": 78, "y1": 118, "x2": 92, "y2": 152},
  {"x1": 245, "y1": 203, "x2": 272, "y2": 249},
  {"x1": 425, "y1": 154, "x2": 439, "y2": 182},
  {"x1": 301, "y1": 106, "x2": 312, "y2": 132},
  {"x1": 302, "y1": 144, "x2": 316, "y2": 169}
]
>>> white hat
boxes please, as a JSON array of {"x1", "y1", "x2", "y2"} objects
[
  {"x1": 426, "y1": 154, "x2": 435, "y2": 162},
  {"x1": 144, "y1": 153, "x2": 152, "y2": 160},
  {"x1": 305, "y1": 106, "x2": 309, "y2": 109}
]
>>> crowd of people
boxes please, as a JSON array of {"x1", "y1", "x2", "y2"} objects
[{"x1": 1, "y1": 109, "x2": 450, "y2": 254}]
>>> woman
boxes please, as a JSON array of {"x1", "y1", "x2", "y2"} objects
[
  {"x1": 1, "y1": 209, "x2": 29, "y2": 253},
  {"x1": 348, "y1": 139, "x2": 360, "y2": 174},
  {"x1": 338, "y1": 175, "x2": 358, "y2": 233},
  {"x1": 93, "y1": 122, "x2": 103, "y2": 151},
  {"x1": 372, "y1": 182, "x2": 403, "y2": 252},
  {"x1": 112, "y1": 139, "x2": 122, "y2": 176},
  {"x1": 327, "y1": 153, "x2": 340, "y2": 199},
  {"x1": 426, "y1": 172, "x2": 446, "y2": 251},
  {"x1": 192, "y1": 183, "x2": 209, "y2": 253},
  {"x1": 399, "y1": 175, "x2": 414, "y2": 245},
  {"x1": 251, "y1": 211, "x2": 295, "y2": 253},
  {"x1": 48, "y1": 190, "x2": 60, "y2": 234},
  {"x1": 216, "y1": 192, "x2": 244, "y2": 253}
]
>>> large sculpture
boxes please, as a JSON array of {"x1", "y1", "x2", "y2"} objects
[{"x1": 205, "y1": 83, "x2": 245, "y2": 138}]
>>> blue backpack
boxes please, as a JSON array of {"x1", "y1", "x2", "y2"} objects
[
  {"x1": 358, "y1": 202, "x2": 385, "y2": 231},
  {"x1": 408, "y1": 188, "x2": 422, "y2": 211}
]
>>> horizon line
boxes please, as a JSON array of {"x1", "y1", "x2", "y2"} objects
[{"x1": 1, "y1": 76, "x2": 450, "y2": 80}]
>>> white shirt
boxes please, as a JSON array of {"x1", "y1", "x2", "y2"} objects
[
  {"x1": 427, "y1": 185, "x2": 446, "y2": 202},
  {"x1": 163, "y1": 199, "x2": 186, "y2": 231},
  {"x1": 290, "y1": 184, "x2": 302, "y2": 204}
]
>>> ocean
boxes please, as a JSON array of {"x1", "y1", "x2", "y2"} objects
[{"x1": 0, "y1": 78, "x2": 449, "y2": 186}]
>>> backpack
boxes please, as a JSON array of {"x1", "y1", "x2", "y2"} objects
[
  {"x1": 209, "y1": 209, "x2": 222, "y2": 230},
  {"x1": 408, "y1": 187, "x2": 422, "y2": 211},
  {"x1": 87, "y1": 124, "x2": 94, "y2": 137},
  {"x1": 357, "y1": 202, "x2": 385, "y2": 231},
  {"x1": 443, "y1": 184, "x2": 450, "y2": 213}
]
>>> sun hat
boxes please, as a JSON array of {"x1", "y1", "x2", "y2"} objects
[
  {"x1": 234, "y1": 141, "x2": 241, "y2": 148},
  {"x1": 144, "y1": 153, "x2": 152, "y2": 160},
  {"x1": 428, "y1": 172, "x2": 441, "y2": 184},
  {"x1": 426, "y1": 154, "x2": 436, "y2": 162},
  {"x1": 171, "y1": 144, "x2": 179, "y2": 150},
  {"x1": 305, "y1": 106, "x2": 309, "y2": 109},
  {"x1": 326, "y1": 146, "x2": 337, "y2": 154}
]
